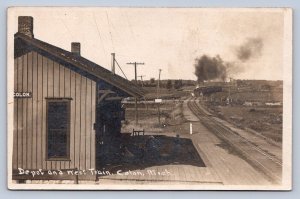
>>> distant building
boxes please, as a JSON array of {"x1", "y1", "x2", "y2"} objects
[
  {"x1": 243, "y1": 101, "x2": 264, "y2": 106},
  {"x1": 243, "y1": 102, "x2": 253, "y2": 106},
  {"x1": 265, "y1": 102, "x2": 282, "y2": 106}
]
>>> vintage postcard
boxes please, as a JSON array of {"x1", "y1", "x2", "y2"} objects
[{"x1": 7, "y1": 7, "x2": 292, "y2": 190}]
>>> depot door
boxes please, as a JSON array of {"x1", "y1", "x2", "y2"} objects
[{"x1": 95, "y1": 99, "x2": 124, "y2": 168}]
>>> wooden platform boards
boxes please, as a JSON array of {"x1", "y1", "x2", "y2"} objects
[
  {"x1": 97, "y1": 164, "x2": 222, "y2": 185},
  {"x1": 190, "y1": 122, "x2": 272, "y2": 185}
]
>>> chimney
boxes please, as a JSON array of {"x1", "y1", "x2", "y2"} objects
[
  {"x1": 71, "y1": 42, "x2": 81, "y2": 56},
  {"x1": 18, "y1": 16, "x2": 34, "y2": 38}
]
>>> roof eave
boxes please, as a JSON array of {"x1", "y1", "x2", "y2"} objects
[{"x1": 14, "y1": 33, "x2": 145, "y2": 98}]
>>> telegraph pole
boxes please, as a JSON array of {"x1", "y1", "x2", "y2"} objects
[
  {"x1": 111, "y1": 53, "x2": 115, "y2": 74},
  {"x1": 138, "y1": 75, "x2": 146, "y2": 87},
  {"x1": 157, "y1": 69, "x2": 162, "y2": 98},
  {"x1": 157, "y1": 69, "x2": 162, "y2": 124},
  {"x1": 228, "y1": 77, "x2": 232, "y2": 105},
  {"x1": 127, "y1": 62, "x2": 144, "y2": 83},
  {"x1": 138, "y1": 75, "x2": 147, "y2": 110},
  {"x1": 127, "y1": 62, "x2": 145, "y2": 125}
]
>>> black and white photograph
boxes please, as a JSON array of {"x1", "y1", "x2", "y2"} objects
[{"x1": 7, "y1": 7, "x2": 292, "y2": 190}]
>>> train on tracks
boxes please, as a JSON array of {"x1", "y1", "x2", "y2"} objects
[{"x1": 194, "y1": 86, "x2": 223, "y2": 96}]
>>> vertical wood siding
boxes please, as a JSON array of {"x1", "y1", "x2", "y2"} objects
[
  {"x1": 22, "y1": 54, "x2": 28, "y2": 169},
  {"x1": 17, "y1": 56, "x2": 23, "y2": 168},
  {"x1": 13, "y1": 51, "x2": 97, "y2": 171}
]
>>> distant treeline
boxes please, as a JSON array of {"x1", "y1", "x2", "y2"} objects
[
  {"x1": 131, "y1": 79, "x2": 197, "y2": 89},
  {"x1": 234, "y1": 79, "x2": 283, "y2": 88}
]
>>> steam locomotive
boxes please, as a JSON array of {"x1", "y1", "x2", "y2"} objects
[{"x1": 194, "y1": 86, "x2": 223, "y2": 96}]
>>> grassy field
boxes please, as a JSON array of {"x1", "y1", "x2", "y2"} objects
[
  {"x1": 201, "y1": 84, "x2": 283, "y2": 143},
  {"x1": 204, "y1": 103, "x2": 283, "y2": 142},
  {"x1": 208, "y1": 90, "x2": 282, "y2": 104}
]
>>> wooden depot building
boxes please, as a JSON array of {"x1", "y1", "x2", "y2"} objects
[{"x1": 13, "y1": 16, "x2": 145, "y2": 182}]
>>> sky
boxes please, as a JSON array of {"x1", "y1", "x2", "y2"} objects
[{"x1": 10, "y1": 7, "x2": 286, "y2": 81}]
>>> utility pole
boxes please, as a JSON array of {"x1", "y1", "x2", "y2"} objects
[
  {"x1": 127, "y1": 62, "x2": 145, "y2": 125},
  {"x1": 228, "y1": 77, "x2": 231, "y2": 105},
  {"x1": 138, "y1": 75, "x2": 146, "y2": 87},
  {"x1": 157, "y1": 69, "x2": 162, "y2": 98},
  {"x1": 127, "y1": 62, "x2": 144, "y2": 84},
  {"x1": 157, "y1": 69, "x2": 162, "y2": 124},
  {"x1": 111, "y1": 53, "x2": 128, "y2": 79},
  {"x1": 111, "y1": 53, "x2": 115, "y2": 74},
  {"x1": 138, "y1": 75, "x2": 147, "y2": 110}
]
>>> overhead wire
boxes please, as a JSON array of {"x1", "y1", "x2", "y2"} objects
[
  {"x1": 60, "y1": 18, "x2": 74, "y2": 41},
  {"x1": 105, "y1": 11, "x2": 115, "y2": 52},
  {"x1": 93, "y1": 13, "x2": 108, "y2": 58}
]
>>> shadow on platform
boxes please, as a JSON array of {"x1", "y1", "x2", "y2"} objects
[{"x1": 96, "y1": 135, "x2": 206, "y2": 175}]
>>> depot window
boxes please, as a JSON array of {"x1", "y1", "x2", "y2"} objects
[{"x1": 46, "y1": 99, "x2": 71, "y2": 160}]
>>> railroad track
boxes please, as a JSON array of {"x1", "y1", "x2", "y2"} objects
[{"x1": 187, "y1": 98, "x2": 282, "y2": 184}]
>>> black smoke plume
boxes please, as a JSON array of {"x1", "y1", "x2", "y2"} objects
[
  {"x1": 194, "y1": 38, "x2": 264, "y2": 82},
  {"x1": 194, "y1": 55, "x2": 227, "y2": 82},
  {"x1": 236, "y1": 37, "x2": 263, "y2": 62}
]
